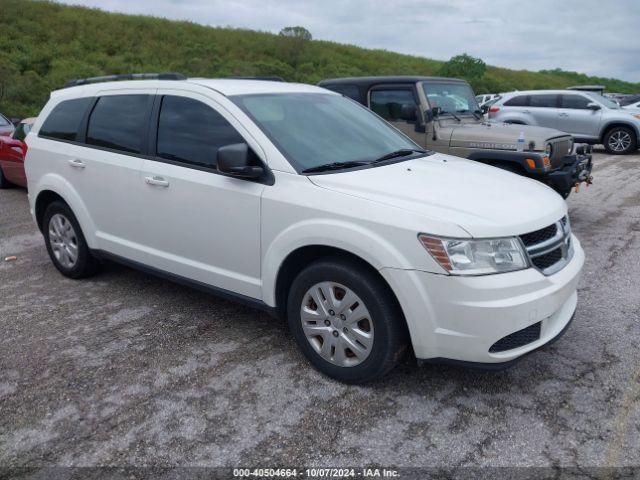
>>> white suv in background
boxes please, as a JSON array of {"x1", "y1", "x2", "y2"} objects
[
  {"x1": 489, "y1": 90, "x2": 640, "y2": 154},
  {"x1": 25, "y1": 74, "x2": 584, "y2": 382}
]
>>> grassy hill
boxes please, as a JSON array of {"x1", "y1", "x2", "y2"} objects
[{"x1": 1, "y1": 0, "x2": 639, "y2": 117}]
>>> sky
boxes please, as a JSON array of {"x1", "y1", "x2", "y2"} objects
[{"x1": 57, "y1": 0, "x2": 640, "y2": 82}]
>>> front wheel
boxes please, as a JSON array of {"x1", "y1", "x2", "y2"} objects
[
  {"x1": 287, "y1": 257, "x2": 408, "y2": 383},
  {"x1": 604, "y1": 126, "x2": 637, "y2": 155}
]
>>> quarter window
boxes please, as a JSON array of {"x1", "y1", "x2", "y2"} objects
[
  {"x1": 86, "y1": 95, "x2": 150, "y2": 154},
  {"x1": 560, "y1": 95, "x2": 591, "y2": 109},
  {"x1": 504, "y1": 96, "x2": 529, "y2": 107},
  {"x1": 370, "y1": 89, "x2": 417, "y2": 121},
  {"x1": 156, "y1": 96, "x2": 245, "y2": 168},
  {"x1": 529, "y1": 94, "x2": 558, "y2": 108},
  {"x1": 40, "y1": 98, "x2": 93, "y2": 141}
]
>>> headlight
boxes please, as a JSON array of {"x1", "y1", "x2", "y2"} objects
[
  {"x1": 418, "y1": 234, "x2": 529, "y2": 275},
  {"x1": 545, "y1": 143, "x2": 553, "y2": 157}
]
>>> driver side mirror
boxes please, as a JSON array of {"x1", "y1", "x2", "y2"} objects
[
  {"x1": 217, "y1": 143, "x2": 264, "y2": 179},
  {"x1": 586, "y1": 102, "x2": 601, "y2": 111}
]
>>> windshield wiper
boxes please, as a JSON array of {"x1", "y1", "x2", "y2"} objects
[
  {"x1": 440, "y1": 110, "x2": 461, "y2": 121},
  {"x1": 301, "y1": 160, "x2": 371, "y2": 174},
  {"x1": 370, "y1": 148, "x2": 427, "y2": 164}
]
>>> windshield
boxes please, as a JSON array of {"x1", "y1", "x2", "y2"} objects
[
  {"x1": 232, "y1": 93, "x2": 420, "y2": 172},
  {"x1": 585, "y1": 92, "x2": 620, "y2": 109},
  {"x1": 421, "y1": 82, "x2": 481, "y2": 115}
]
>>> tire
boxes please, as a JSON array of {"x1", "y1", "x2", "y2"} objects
[
  {"x1": 0, "y1": 166, "x2": 12, "y2": 189},
  {"x1": 603, "y1": 126, "x2": 637, "y2": 155},
  {"x1": 42, "y1": 200, "x2": 99, "y2": 279},
  {"x1": 286, "y1": 256, "x2": 408, "y2": 383}
]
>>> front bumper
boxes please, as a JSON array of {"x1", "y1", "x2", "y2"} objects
[
  {"x1": 381, "y1": 234, "x2": 584, "y2": 365},
  {"x1": 546, "y1": 151, "x2": 593, "y2": 195}
]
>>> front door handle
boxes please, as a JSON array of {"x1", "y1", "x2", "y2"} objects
[
  {"x1": 68, "y1": 159, "x2": 86, "y2": 169},
  {"x1": 145, "y1": 175, "x2": 169, "y2": 187},
  {"x1": 558, "y1": 112, "x2": 569, "y2": 117},
  {"x1": 521, "y1": 110, "x2": 531, "y2": 114}
]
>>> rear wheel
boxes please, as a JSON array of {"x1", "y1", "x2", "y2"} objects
[
  {"x1": 287, "y1": 257, "x2": 408, "y2": 383},
  {"x1": 604, "y1": 126, "x2": 637, "y2": 155},
  {"x1": 43, "y1": 201, "x2": 100, "y2": 278}
]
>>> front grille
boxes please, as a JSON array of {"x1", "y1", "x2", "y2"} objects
[
  {"x1": 520, "y1": 224, "x2": 558, "y2": 247},
  {"x1": 531, "y1": 247, "x2": 563, "y2": 270},
  {"x1": 489, "y1": 322, "x2": 541, "y2": 353},
  {"x1": 519, "y1": 216, "x2": 572, "y2": 275},
  {"x1": 550, "y1": 137, "x2": 572, "y2": 166}
]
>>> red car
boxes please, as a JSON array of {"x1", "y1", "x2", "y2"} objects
[{"x1": 0, "y1": 117, "x2": 35, "y2": 189}]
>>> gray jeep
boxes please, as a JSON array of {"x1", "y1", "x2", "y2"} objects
[{"x1": 318, "y1": 76, "x2": 593, "y2": 198}]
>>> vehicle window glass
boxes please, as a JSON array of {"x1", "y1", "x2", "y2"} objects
[
  {"x1": 156, "y1": 95, "x2": 245, "y2": 168},
  {"x1": 560, "y1": 95, "x2": 591, "y2": 109},
  {"x1": 503, "y1": 96, "x2": 529, "y2": 107},
  {"x1": 86, "y1": 95, "x2": 149, "y2": 154},
  {"x1": 370, "y1": 89, "x2": 417, "y2": 121},
  {"x1": 0, "y1": 115, "x2": 10, "y2": 126},
  {"x1": 232, "y1": 93, "x2": 419, "y2": 172},
  {"x1": 421, "y1": 82, "x2": 480, "y2": 114},
  {"x1": 325, "y1": 85, "x2": 360, "y2": 101},
  {"x1": 529, "y1": 94, "x2": 557, "y2": 108},
  {"x1": 12, "y1": 123, "x2": 26, "y2": 141},
  {"x1": 584, "y1": 91, "x2": 620, "y2": 109},
  {"x1": 40, "y1": 98, "x2": 93, "y2": 141}
]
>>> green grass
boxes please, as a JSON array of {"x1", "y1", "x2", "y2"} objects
[{"x1": 1, "y1": 0, "x2": 638, "y2": 117}]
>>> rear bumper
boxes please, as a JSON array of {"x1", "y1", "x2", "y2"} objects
[
  {"x1": 381, "y1": 235, "x2": 584, "y2": 364},
  {"x1": 546, "y1": 152, "x2": 593, "y2": 194}
]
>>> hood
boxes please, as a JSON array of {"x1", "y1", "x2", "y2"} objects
[
  {"x1": 449, "y1": 122, "x2": 569, "y2": 151},
  {"x1": 308, "y1": 154, "x2": 566, "y2": 238}
]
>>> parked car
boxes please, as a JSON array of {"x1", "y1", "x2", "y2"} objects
[
  {"x1": 623, "y1": 101, "x2": 640, "y2": 110},
  {"x1": 0, "y1": 117, "x2": 35, "y2": 188},
  {"x1": 476, "y1": 93, "x2": 500, "y2": 106},
  {"x1": 26, "y1": 74, "x2": 584, "y2": 383},
  {"x1": 319, "y1": 76, "x2": 592, "y2": 198},
  {"x1": 0, "y1": 112, "x2": 15, "y2": 137},
  {"x1": 489, "y1": 90, "x2": 640, "y2": 154}
]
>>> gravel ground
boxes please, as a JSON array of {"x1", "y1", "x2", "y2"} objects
[{"x1": 0, "y1": 150, "x2": 639, "y2": 475}]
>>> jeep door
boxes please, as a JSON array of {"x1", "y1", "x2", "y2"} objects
[
  {"x1": 367, "y1": 85, "x2": 426, "y2": 147},
  {"x1": 139, "y1": 91, "x2": 264, "y2": 299},
  {"x1": 556, "y1": 94, "x2": 602, "y2": 140}
]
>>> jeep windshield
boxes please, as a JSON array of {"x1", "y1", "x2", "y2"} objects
[
  {"x1": 421, "y1": 82, "x2": 481, "y2": 116},
  {"x1": 232, "y1": 93, "x2": 427, "y2": 173}
]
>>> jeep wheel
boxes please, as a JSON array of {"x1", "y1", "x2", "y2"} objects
[
  {"x1": 43, "y1": 201, "x2": 100, "y2": 278},
  {"x1": 286, "y1": 257, "x2": 408, "y2": 383},
  {"x1": 604, "y1": 126, "x2": 637, "y2": 155}
]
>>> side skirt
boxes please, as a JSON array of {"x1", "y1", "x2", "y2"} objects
[{"x1": 91, "y1": 249, "x2": 278, "y2": 318}]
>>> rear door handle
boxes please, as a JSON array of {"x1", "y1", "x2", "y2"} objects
[
  {"x1": 559, "y1": 112, "x2": 569, "y2": 117},
  {"x1": 521, "y1": 110, "x2": 531, "y2": 114},
  {"x1": 68, "y1": 159, "x2": 86, "y2": 169},
  {"x1": 145, "y1": 175, "x2": 169, "y2": 187}
]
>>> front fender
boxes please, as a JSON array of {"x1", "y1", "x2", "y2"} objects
[
  {"x1": 261, "y1": 218, "x2": 419, "y2": 307},
  {"x1": 31, "y1": 174, "x2": 97, "y2": 248}
]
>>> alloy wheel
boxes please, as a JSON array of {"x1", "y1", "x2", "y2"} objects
[{"x1": 608, "y1": 130, "x2": 632, "y2": 152}]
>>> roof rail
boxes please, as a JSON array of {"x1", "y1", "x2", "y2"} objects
[
  {"x1": 226, "y1": 76, "x2": 285, "y2": 82},
  {"x1": 63, "y1": 72, "x2": 187, "y2": 89}
]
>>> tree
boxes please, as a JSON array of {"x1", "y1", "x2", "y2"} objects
[
  {"x1": 278, "y1": 26, "x2": 312, "y2": 68},
  {"x1": 439, "y1": 53, "x2": 486, "y2": 81}
]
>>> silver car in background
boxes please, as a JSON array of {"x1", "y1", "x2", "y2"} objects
[{"x1": 488, "y1": 90, "x2": 640, "y2": 154}]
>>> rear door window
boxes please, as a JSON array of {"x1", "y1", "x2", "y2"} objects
[
  {"x1": 86, "y1": 95, "x2": 151, "y2": 154},
  {"x1": 155, "y1": 95, "x2": 245, "y2": 169},
  {"x1": 529, "y1": 94, "x2": 558, "y2": 108},
  {"x1": 40, "y1": 98, "x2": 93, "y2": 141},
  {"x1": 503, "y1": 96, "x2": 529, "y2": 107}
]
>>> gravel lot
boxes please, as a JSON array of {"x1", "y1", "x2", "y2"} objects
[{"x1": 1, "y1": 150, "x2": 639, "y2": 474}]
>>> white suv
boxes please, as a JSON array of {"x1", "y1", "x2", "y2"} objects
[{"x1": 25, "y1": 74, "x2": 585, "y2": 382}]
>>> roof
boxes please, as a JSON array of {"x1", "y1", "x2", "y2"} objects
[
  {"x1": 51, "y1": 78, "x2": 331, "y2": 99},
  {"x1": 318, "y1": 76, "x2": 469, "y2": 87},
  {"x1": 500, "y1": 89, "x2": 601, "y2": 96}
]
